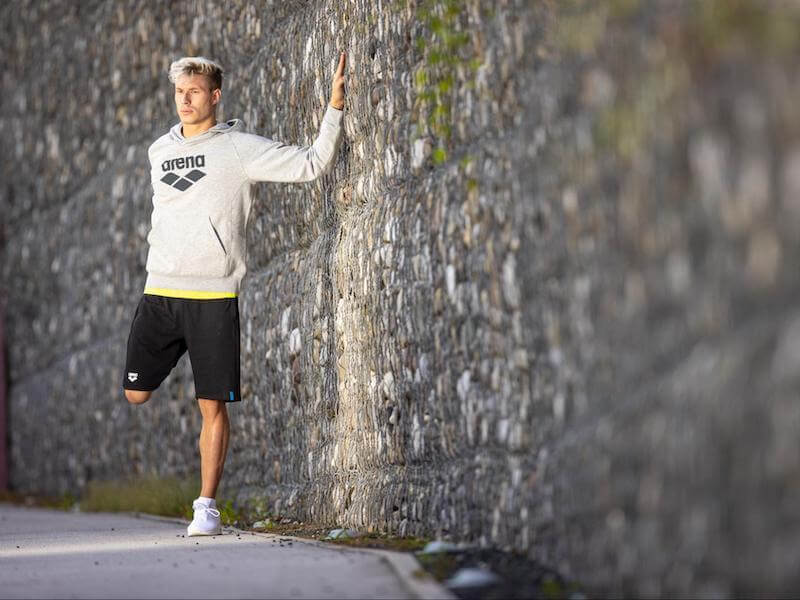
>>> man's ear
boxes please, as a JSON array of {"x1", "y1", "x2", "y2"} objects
[{"x1": 212, "y1": 89, "x2": 221, "y2": 105}]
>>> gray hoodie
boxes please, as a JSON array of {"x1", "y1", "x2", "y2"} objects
[{"x1": 143, "y1": 104, "x2": 343, "y2": 298}]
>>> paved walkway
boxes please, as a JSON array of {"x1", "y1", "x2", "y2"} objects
[{"x1": 0, "y1": 503, "x2": 420, "y2": 599}]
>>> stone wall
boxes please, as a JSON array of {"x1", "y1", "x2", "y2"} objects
[{"x1": 2, "y1": 0, "x2": 800, "y2": 596}]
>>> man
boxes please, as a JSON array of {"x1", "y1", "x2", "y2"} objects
[{"x1": 122, "y1": 53, "x2": 346, "y2": 536}]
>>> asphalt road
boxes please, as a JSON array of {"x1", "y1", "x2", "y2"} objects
[{"x1": 0, "y1": 503, "x2": 414, "y2": 599}]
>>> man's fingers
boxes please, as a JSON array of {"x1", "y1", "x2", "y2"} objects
[{"x1": 337, "y1": 52, "x2": 346, "y2": 76}]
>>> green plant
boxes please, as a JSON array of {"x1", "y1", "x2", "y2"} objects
[
  {"x1": 415, "y1": 552, "x2": 458, "y2": 580},
  {"x1": 0, "y1": 489, "x2": 77, "y2": 511},
  {"x1": 83, "y1": 475, "x2": 200, "y2": 517},
  {"x1": 325, "y1": 531, "x2": 431, "y2": 551},
  {"x1": 540, "y1": 575, "x2": 566, "y2": 599},
  {"x1": 81, "y1": 474, "x2": 243, "y2": 524},
  {"x1": 410, "y1": 0, "x2": 482, "y2": 165},
  {"x1": 215, "y1": 498, "x2": 245, "y2": 526}
]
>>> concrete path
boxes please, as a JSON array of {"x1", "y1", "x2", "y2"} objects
[{"x1": 0, "y1": 503, "x2": 429, "y2": 599}]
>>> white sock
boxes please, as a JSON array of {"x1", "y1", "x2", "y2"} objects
[{"x1": 197, "y1": 496, "x2": 216, "y2": 508}]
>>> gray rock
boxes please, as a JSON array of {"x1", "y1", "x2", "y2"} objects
[
  {"x1": 418, "y1": 540, "x2": 461, "y2": 554},
  {"x1": 251, "y1": 519, "x2": 274, "y2": 529},
  {"x1": 444, "y1": 567, "x2": 501, "y2": 589},
  {"x1": 324, "y1": 528, "x2": 360, "y2": 540}
]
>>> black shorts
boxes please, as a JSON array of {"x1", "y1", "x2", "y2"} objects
[{"x1": 122, "y1": 294, "x2": 241, "y2": 402}]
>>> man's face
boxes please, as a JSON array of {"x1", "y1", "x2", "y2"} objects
[{"x1": 174, "y1": 73, "x2": 220, "y2": 124}]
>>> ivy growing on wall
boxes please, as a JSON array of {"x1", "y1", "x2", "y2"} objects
[{"x1": 409, "y1": 0, "x2": 482, "y2": 165}]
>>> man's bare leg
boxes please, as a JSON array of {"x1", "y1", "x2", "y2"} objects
[
  {"x1": 197, "y1": 398, "x2": 230, "y2": 499},
  {"x1": 125, "y1": 390, "x2": 152, "y2": 404}
]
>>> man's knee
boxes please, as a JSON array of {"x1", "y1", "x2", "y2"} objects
[
  {"x1": 125, "y1": 389, "x2": 151, "y2": 404},
  {"x1": 198, "y1": 397, "x2": 228, "y2": 420}
]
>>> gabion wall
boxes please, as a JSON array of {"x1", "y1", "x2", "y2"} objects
[{"x1": 2, "y1": 0, "x2": 800, "y2": 596}]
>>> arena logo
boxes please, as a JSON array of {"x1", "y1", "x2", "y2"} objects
[{"x1": 160, "y1": 154, "x2": 206, "y2": 191}]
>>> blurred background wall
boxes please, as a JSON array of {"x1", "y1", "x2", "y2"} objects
[{"x1": 2, "y1": 0, "x2": 800, "y2": 595}]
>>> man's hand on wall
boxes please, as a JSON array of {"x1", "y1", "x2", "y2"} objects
[{"x1": 329, "y1": 52, "x2": 346, "y2": 110}]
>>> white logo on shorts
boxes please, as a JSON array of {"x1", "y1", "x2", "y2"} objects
[{"x1": 127, "y1": 372, "x2": 138, "y2": 382}]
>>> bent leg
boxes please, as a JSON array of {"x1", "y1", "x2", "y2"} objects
[
  {"x1": 125, "y1": 389, "x2": 152, "y2": 404},
  {"x1": 197, "y1": 397, "x2": 230, "y2": 499},
  {"x1": 123, "y1": 295, "x2": 187, "y2": 401}
]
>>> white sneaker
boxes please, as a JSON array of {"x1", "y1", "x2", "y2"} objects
[{"x1": 187, "y1": 499, "x2": 221, "y2": 536}]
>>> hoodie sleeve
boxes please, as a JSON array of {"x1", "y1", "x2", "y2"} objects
[{"x1": 231, "y1": 104, "x2": 343, "y2": 183}]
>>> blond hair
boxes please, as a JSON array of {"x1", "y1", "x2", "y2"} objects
[{"x1": 168, "y1": 56, "x2": 223, "y2": 91}]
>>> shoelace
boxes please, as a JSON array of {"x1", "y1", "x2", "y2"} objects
[{"x1": 193, "y1": 504, "x2": 221, "y2": 519}]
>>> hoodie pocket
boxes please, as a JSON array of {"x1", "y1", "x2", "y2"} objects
[
  {"x1": 146, "y1": 212, "x2": 232, "y2": 279},
  {"x1": 208, "y1": 216, "x2": 227, "y2": 255}
]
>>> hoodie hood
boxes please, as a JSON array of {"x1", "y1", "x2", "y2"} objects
[{"x1": 168, "y1": 118, "x2": 244, "y2": 145}]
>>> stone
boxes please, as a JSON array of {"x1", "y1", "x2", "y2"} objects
[
  {"x1": 251, "y1": 519, "x2": 274, "y2": 529},
  {"x1": 444, "y1": 567, "x2": 502, "y2": 589},
  {"x1": 324, "y1": 528, "x2": 360, "y2": 540},
  {"x1": 417, "y1": 540, "x2": 461, "y2": 554}
]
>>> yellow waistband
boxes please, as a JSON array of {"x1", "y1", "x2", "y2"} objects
[{"x1": 144, "y1": 287, "x2": 237, "y2": 299}]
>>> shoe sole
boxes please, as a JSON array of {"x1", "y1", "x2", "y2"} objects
[{"x1": 187, "y1": 525, "x2": 222, "y2": 536}]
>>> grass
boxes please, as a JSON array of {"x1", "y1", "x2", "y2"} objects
[
  {"x1": 414, "y1": 552, "x2": 458, "y2": 580},
  {"x1": 0, "y1": 489, "x2": 76, "y2": 511},
  {"x1": 84, "y1": 476, "x2": 434, "y2": 552},
  {"x1": 314, "y1": 532, "x2": 430, "y2": 552},
  {"x1": 1, "y1": 476, "x2": 245, "y2": 524},
  {"x1": 80, "y1": 475, "x2": 246, "y2": 524},
  {"x1": 248, "y1": 518, "x2": 433, "y2": 552},
  {"x1": 81, "y1": 475, "x2": 199, "y2": 520}
]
